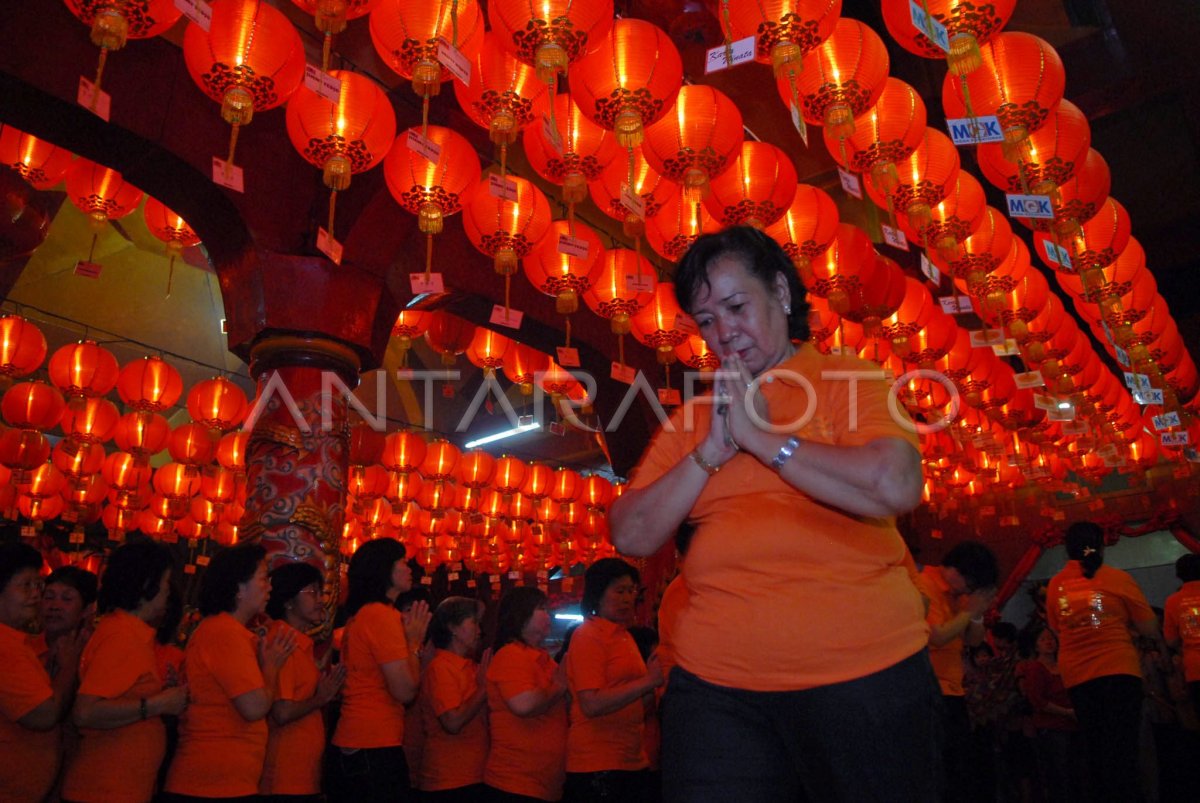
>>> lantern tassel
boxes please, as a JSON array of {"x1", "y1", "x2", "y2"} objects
[
  {"x1": 720, "y1": 0, "x2": 735, "y2": 69},
  {"x1": 94, "y1": 47, "x2": 109, "y2": 95},
  {"x1": 451, "y1": 0, "x2": 460, "y2": 46}
]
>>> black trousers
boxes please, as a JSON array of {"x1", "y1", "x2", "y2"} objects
[
  {"x1": 939, "y1": 695, "x2": 972, "y2": 803},
  {"x1": 660, "y1": 650, "x2": 944, "y2": 803},
  {"x1": 327, "y1": 745, "x2": 412, "y2": 803},
  {"x1": 562, "y1": 769, "x2": 654, "y2": 803},
  {"x1": 1068, "y1": 673, "x2": 1145, "y2": 803}
]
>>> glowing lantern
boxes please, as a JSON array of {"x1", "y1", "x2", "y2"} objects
[
  {"x1": 942, "y1": 33, "x2": 1065, "y2": 146},
  {"x1": 523, "y1": 219, "x2": 605, "y2": 315},
  {"x1": 864, "y1": 128, "x2": 960, "y2": 230},
  {"x1": 881, "y1": 0, "x2": 1015, "y2": 75},
  {"x1": 102, "y1": 451, "x2": 153, "y2": 506},
  {"x1": 383, "y1": 430, "x2": 427, "y2": 476},
  {"x1": 903, "y1": 310, "x2": 958, "y2": 368},
  {"x1": 454, "y1": 32, "x2": 548, "y2": 169},
  {"x1": 704, "y1": 141, "x2": 797, "y2": 229},
  {"x1": 142, "y1": 197, "x2": 202, "y2": 296},
  {"x1": 521, "y1": 462, "x2": 553, "y2": 500},
  {"x1": 551, "y1": 467, "x2": 582, "y2": 507},
  {"x1": 65, "y1": 158, "x2": 144, "y2": 232},
  {"x1": 643, "y1": 85, "x2": 744, "y2": 202},
  {"x1": 977, "y1": 100, "x2": 1090, "y2": 196},
  {"x1": 929, "y1": 205, "x2": 1013, "y2": 287},
  {"x1": 826, "y1": 77, "x2": 924, "y2": 191},
  {"x1": 879, "y1": 278, "x2": 936, "y2": 357},
  {"x1": 765, "y1": 184, "x2": 840, "y2": 272},
  {"x1": 674, "y1": 335, "x2": 720, "y2": 373},
  {"x1": 20, "y1": 463, "x2": 66, "y2": 520},
  {"x1": 987, "y1": 267, "x2": 1050, "y2": 341},
  {"x1": 169, "y1": 422, "x2": 217, "y2": 470},
  {"x1": 114, "y1": 410, "x2": 171, "y2": 464},
  {"x1": 801, "y1": 223, "x2": 876, "y2": 314},
  {"x1": 182, "y1": 0, "x2": 306, "y2": 167},
  {"x1": 584, "y1": 248, "x2": 656, "y2": 365},
  {"x1": 64, "y1": 0, "x2": 183, "y2": 92},
  {"x1": 456, "y1": 450, "x2": 496, "y2": 490},
  {"x1": 155, "y1": 463, "x2": 202, "y2": 503},
  {"x1": 644, "y1": 189, "x2": 720, "y2": 263},
  {"x1": 292, "y1": 0, "x2": 378, "y2": 69},
  {"x1": 53, "y1": 440, "x2": 106, "y2": 479},
  {"x1": 216, "y1": 431, "x2": 249, "y2": 474},
  {"x1": 369, "y1": 0, "x2": 484, "y2": 105},
  {"x1": 781, "y1": 18, "x2": 889, "y2": 140},
  {"x1": 900, "y1": 171, "x2": 986, "y2": 259},
  {"x1": 721, "y1": 0, "x2": 841, "y2": 78},
  {"x1": 588, "y1": 146, "x2": 673, "y2": 238},
  {"x1": 286, "y1": 70, "x2": 397, "y2": 235},
  {"x1": 487, "y1": 0, "x2": 614, "y2": 84},
  {"x1": 0, "y1": 427, "x2": 51, "y2": 486},
  {"x1": 524, "y1": 91, "x2": 619, "y2": 204},
  {"x1": 0, "y1": 315, "x2": 48, "y2": 384},
  {"x1": 423, "y1": 311, "x2": 476, "y2": 366},
  {"x1": 465, "y1": 328, "x2": 511, "y2": 376},
  {"x1": 187, "y1": 377, "x2": 249, "y2": 435},
  {"x1": 117, "y1": 355, "x2": 183, "y2": 414},
  {"x1": 841, "y1": 256, "x2": 906, "y2": 336},
  {"x1": 568, "y1": 18, "x2": 682, "y2": 148},
  {"x1": 0, "y1": 126, "x2": 74, "y2": 190},
  {"x1": 1015, "y1": 148, "x2": 1110, "y2": 238},
  {"x1": 631, "y1": 282, "x2": 691, "y2": 365},
  {"x1": 461, "y1": 173, "x2": 552, "y2": 286},
  {"x1": 502, "y1": 345, "x2": 550, "y2": 396},
  {"x1": 420, "y1": 439, "x2": 461, "y2": 483},
  {"x1": 59, "y1": 397, "x2": 120, "y2": 447},
  {"x1": 1035, "y1": 197, "x2": 1130, "y2": 275},
  {"x1": 48, "y1": 341, "x2": 119, "y2": 411},
  {"x1": 3, "y1": 380, "x2": 67, "y2": 431},
  {"x1": 492, "y1": 455, "x2": 528, "y2": 498}
]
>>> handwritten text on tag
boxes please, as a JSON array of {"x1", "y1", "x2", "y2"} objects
[
  {"x1": 838, "y1": 167, "x2": 863, "y2": 199},
  {"x1": 705, "y1": 36, "x2": 756, "y2": 73},
  {"x1": 175, "y1": 0, "x2": 212, "y2": 30},
  {"x1": 556, "y1": 234, "x2": 590, "y2": 259},
  {"x1": 303, "y1": 64, "x2": 342, "y2": 102},
  {"x1": 619, "y1": 182, "x2": 645, "y2": 218},
  {"x1": 410, "y1": 273, "x2": 444, "y2": 295},
  {"x1": 436, "y1": 38, "x2": 471, "y2": 85},
  {"x1": 490, "y1": 305, "x2": 523, "y2": 329},
  {"x1": 488, "y1": 173, "x2": 518, "y2": 201},
  {"x1": 212, "y1": 158, "x2": 244, "y2": 192},
  {"x1": 406, "y1": 129, "x2": 442, "y2": 163}
]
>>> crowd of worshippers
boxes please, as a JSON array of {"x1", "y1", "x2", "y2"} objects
[{"x1": 1, "y1": 526, "x2": 1199, "y2": 803}]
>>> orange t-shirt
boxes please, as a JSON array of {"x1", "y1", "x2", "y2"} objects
[
  {"x1": 419, "y1": 649, "x2": 488, "y2": 791},
  {"x1": 1047, "y1": 561, "x2": 1156, "y2": 689},
  {"x1": 564, "y1": 617, "x2": 648, "y2": 773},
  {"x1": 333, "y1": 602, "x2": 411, "y2": 748},
  {"x1": 656, "y1": 573, "x2": 688, "y2": 688},
  {"x1": 165, "y1": 612, "x2": 268, "y2": 798},
  {"x1": 63, "y1": 609, "x2": 165, "y2": 803},
  {"x1": 0, "y1": 621, "x2": 59, "y2": 802},
  {"x1": 915, "y1": 566, "x2": 966, "y2": 697},
  {"x1": 260, "y1": 622, "x2": 324, "y2": 796},
  {"x1": 485, "y1": 641, "x2": 567, "y2": 801},
  {"x1": 1163, "y1": 580, "x2": 1200, "y2": 682},
  {"x1": 628, "y1": 344, "x2": 928, "y2": 691}
]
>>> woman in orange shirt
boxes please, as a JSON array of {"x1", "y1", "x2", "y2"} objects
[
  {"x1": 163, "y1": 543, "x2": 296, "y2": 802},
  {"x1": 419, "y1": 597, "x2": 490, "y2": 801},
  {"x1": 563, "y1": 558, "x2": 663, "y2": 803},
  {"x1": 331, "y1": 537, "x2": 430, "y2": 803},
  {"x1": 0, "y1": 540, "x2": 85, "y2": 803},
  {"x1": 63, "y1": 541, "x2": 187, "y2": 803},
  {"x1": 1164, "y1": 553, "x2": 1200, "y2": 721},
  {"x1": 484, "y1": 587, "x2": 569, "y2": 803},
  {"x1": 260, "y1": 561, "x2": 346, "y2": 802},
  {"x1": 1046, "y1": 521, "x2": 1161, "y2": 803}
]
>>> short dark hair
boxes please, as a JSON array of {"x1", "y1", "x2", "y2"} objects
[
  {"x1": 990, "y1": 621, "x2": 1018, "y2": 644},
  {"x1": 0, "y1": 541, "x2": 42, "y2": 593},
  {"x1": 674, "y1": 226, "x2": 811, "y2": 342},
  {"x1": 943, "y1": 541, "x2": 999, "y2": 591},
  {"x1": 97, "y1": 542, "x2": 172, "y2": 614},
  {"x1": 582, "y1": 558, "x2": 639, "y2": 617},
  {"x1": 267, "y1": 561, "x2": 323, "y2": 621},
  {"x1": 45, "y1": 565, "x2": 99, "y2": 608},
  {"x1": 345, "y1": 538, "x2": 406, "y2": 616},
  {"x1": 199, "y1": 543, "x2": 266, "y2": 616},
  {"x1": 1065, "y1": 521, "x2": 1105, "y2": 579},
  {"x1": 395, "y1": 586, "x2": 433, "y2": 613},
  {"x1": 494, "y1": 586, "x2": 548, "y2": 650},
  {"x1": 1176, "y1": 553, "x2": 1200, "y2": 583},
  {"x1": 428, "y1": 596, "x2": 482, "y2": 650}
]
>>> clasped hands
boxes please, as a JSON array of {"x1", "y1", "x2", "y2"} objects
[{"x1": 703, "y1": 354, "x2": 772, "y2": 468}]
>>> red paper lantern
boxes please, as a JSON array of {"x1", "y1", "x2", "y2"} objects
[
  {"x1": 424, "y1": 311, "x2": 476, "y2": 366},
  {"x1": 501, "y1": 345, "x2": 550, "y2": 396},
  {"x1": 487, "y1": 0, "x2": 614, "y2": 83},
  {"x1": 865, "y1": 127, "x2": 960, "y2": 230},
  {"x1": 143, "y1": 197, "x2": 202, "y2": 296},
  {"x1": 523, "y1": 219, "x2": 605, "y2": 314},
  {"x1": 765, "y1": 184, "x2": 840, "y2": 270},
  {"x1": 3, "y1": 380, "x2": 67, "y2": 431},
  {"x1": 644, "y1": 189, "x2": 720, "y2": 263},
  {"x1": 1018, "y1": 147, "x2": 1111, "y2": 238},
  {"x1": 461, "y1": 173, "x2": 552, "y2": 275},
  {"x1": 382, "y1": 430, "x2": 427, "y2": 474},
  {"x1": 369, "y1": 0, "x2": 484, "y2": 99},
  {"x1": 53, "y1": 440, "x2": 106, "y2": 479},
  {"x1": 977, "y1": 99, "x2": 1090, "y2": 195},
  {"x1": 1035, "y1": 197, "x2": 1131, "y2": 274},
  {"x1": 880, "y1": 277, "x2": 937, "y2": 357},
  {"x1": 704, "y1": 141, "x2": 797, "y2": 229},
  {"x1": 420, "y1": 438, "x2": 461, "y2": 482},
  {"x1": 465, "y1": 328, "x2": 511, "y2": 375},
  {"x1": 0, "y1": 126, "x2": 74, "y2": 190},
  {"x1": 631, "y1": 282, "x2": 691, "y2": 364},
  {"x1": 118, "y1": 356, "x2": 183, "y2": 412},
  {"x1": 881, "y1": 0, "x2": 1016, "y2": 75},
  {"x1": 568, "y1": 18, "x2": 682, "y2": 148},
  {"x1": 841, "y1": 256, "x2": 906, "y2": 335},
  {"x1": 65, "y1": 158, "x2": 144, "y2": 230},
  {"x1": 169, "y1": 422, "x2": 217, "y2": 468},
  {"x1": 49, "y1": 340, "x2": 119, "y2": 404},
  {"x1": 675, "y1": 335, "x2": 720, "y2": 372},
  {"x1": 942, "y1": 32, "x2": 1065, "y2": 145},
  {"x1": 0, "y1": 315, "x2": 48, "y2": 381},
  {"x1": 187, "y1": 377, "x2": 248, "y2": 434},
  {"x1": 801, "y1": 223, "x2": 876, "y2": 314},
  {"x1": 454, "y1": 32, "x2": 548, "y2": 147},
  {"x1": 780, "y1": 18, "x2": 889, "y2": 139},
  {"x1": 824, "y1": 77, "x2": 926, "y2": 190},
  {"x1": 456, "y1": 450, "x2": 496, "y2": 489},
  {"x1": 492, "y1": 455, "x2": 529, "y2": 497},
  {"x1": 587, "y1": 146, "x2": 674, "y2": 238},
  {"x1": 931, "y1": 205, "x2": 1013, "y2": 286},
  {"x1": 523, "y1": 92, "x2": 619, "y2": 203},
  {"x1": 217, "y1": 430, "x2": 250, "y2": 472},
  {"x1": 64, "y1": 0, "x2": 182, "y2": 90},
  {"x1": 721, "y1": 0, "x2": 841, "y2": 76},
  {"x1": 584, "y1": 248, "x2": 657, "y2": 336},
  {"x1": 900, "y1": 171, "x2": 986, "y2": 256},
  {"x1": 643, "y1": 85, "x2": 744, "y2": 202},
  {"x1": 59, "y1": 397, "x2": 120, "y2": 445}
]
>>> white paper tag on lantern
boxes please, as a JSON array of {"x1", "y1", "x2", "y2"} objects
[
  {"x1": 658, "y1": 388, "x2": 682, "y2": 407},
  {"x1": 317, "y1": 228, "x2": 343, "y2": 265},
  {"x1": 674, "y1": 314, "x2": 699, "y2": 336},
  {"x1": 212, "y1": 158, "x2": 244, "y2": 193},
  {"x1": 74, "y1": 261, "x2": 103, "y2": 278},
  {"x1": 1114, "y1": 345, "x2": 1130, "y2": 367},
  {"x1": 992, "y1": 338, "x2": 1020, "y2": 357},
  {"x1": 789, "y1": 104, "x2": 809, "y2": 147},
  {"x1": 969, "y1": 329, "x2": 1006, "y2": 348},
  {"x1": 1135, "y1": 373, "x2": 1153, "y2": 392},
  {"x1": 488, "y1": 174, "x2": 519, "y2": 201},
  {"x1": 466, "y1": 579, "x2": 477, "y2": 588},
  {"x1": 436, "y1": 37, "x2": 471, "y2": 85},
  {"x1": 909, "y1": 0, "x2": 950, "y2": 51},
  {"x1": 68, "y1": 530, "x2": 85, "y2": 544},
  {"x1": 557, "y1": 234, "x2": 590, "y2": 259},
  {"x1": 1134, "y1": 388, "x2": 1165, "y2": 406},
  {"x1": 175, "y1": 0, "x2": 212, "y2": 31},
  {"x1": 406, "y1": 129, "x2": 442, "y2": 164},
  {"x1": 946, "y1": 116, "x2": 1004, "y2": 145},
  {"x1": 542, "y1": 113, "x2": 564, "y2": 155},
  {"x1": 919, "y1": 253, "x2": 941, "y2": 285},
  {"x1": 195, "y1": 554, "x2": 211, "y2": 567},
  {"x1": 1032, "y1": 393, "x2": 1058, "y2": 412},
  {"x1": 1006, "y1": 194, "x2": 1055, "y2": 220},
  {"x1": 303, "y1": 64, "x2": 342, "y2": 102},
  {"x1": 556, "y1": 347, "x2": 580, "y2": 367},
  {"x1": 619, "y1": 182, "x2": 645, "y2": 218},
  {"x1": 410, "y1": 272, "x2": 444, "y2": 295},
  {"x1": 611, "y1": 362, "x2": 636, "y2": 384},
  {"x1": 77, "y1": 77, "x2": 111, "y2": 121},
  {"x1": 1014, "y1": 371, "x2": 1045, "y2": 389},
  {"x1": 1123, "y1": 371, "x2": 1137, "y2": 390},
  {"x1": 881, "y1": 224, "x2": 909, "y2": 250},
  {"x1": 1047, "y1": 405, "x2": 1074, "y2": 422},
  {"x1": 447, "y1": 572, "x2": 460, "y2": 581},
  {"x1": 704, "y1": 36, "x2": 756, "y2": 73},
  {"x1": 939, "y1": 295, "x2": 973, "y2": 314},
  {"x1": 625, "y1": 273, "x2": 654, "y2": 293},
  {"x1": 420, "y1": 576, "x2": 432, "y2": 585},
  {"x1": 1153, "y1": 411, "x2": 1182, "y2": 431},
  {"x1": 490, "y1": 305, "x2": 523, "y2": 329},
  {"x1": 838, "y1": 167, "x2": 862, "y2": 199},
  {"x1": 507, "y1": 571, "x2": 521, "y2": 580},
  {"x1": 1060, "y1": 419, "x2": 1088, "y2": 435}
]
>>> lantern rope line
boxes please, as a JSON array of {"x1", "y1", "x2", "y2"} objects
[
  {"x1": 322, "y1": 34, "x2": 333, "y2": 73},
  {"x1": 328, "y1": 189, "x2": 339, "y2": 242},
  {"x1": 719, "y1": 0, "x2": 735, "y2": 70},
  {"x1": 94, "y1": 47, "x2": 110, "y2": 97}
]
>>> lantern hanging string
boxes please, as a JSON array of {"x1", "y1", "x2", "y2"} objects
[{"x1": 720, "y1": 0, "x2": 735, "y2": 71}]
